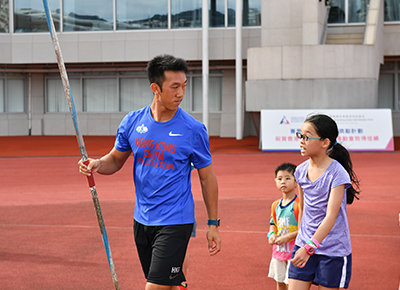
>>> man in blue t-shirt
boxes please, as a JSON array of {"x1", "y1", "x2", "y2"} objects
[{"x1": 78, "y1": 54, "x2": 221, "y2": 290}]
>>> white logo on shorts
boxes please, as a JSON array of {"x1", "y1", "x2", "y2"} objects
[
  {"x1": 169, "y1": 267, "x2": 181, "y2": 280},
  {"x1": 171, "y1": 267, "x2": 180, "y2": 274}
]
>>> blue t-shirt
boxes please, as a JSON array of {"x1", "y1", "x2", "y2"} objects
[{"x1": 115, "y1": 105, "x2": 212, "y2": 226}]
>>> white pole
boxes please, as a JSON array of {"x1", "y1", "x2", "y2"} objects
[
  {"x1": 236, "y1": 0, "x2": 243, "y2": 140},
  {"x1": 202, "y1": 0, "x2": 209, "y2": 131},
  {"x1": 28, "y1": 73, "x2": 32, "y2": 135}
]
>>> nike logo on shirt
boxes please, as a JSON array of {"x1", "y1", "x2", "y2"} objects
[{"x1": 169, "y1": 131, "x2": 183, "y2": 137}]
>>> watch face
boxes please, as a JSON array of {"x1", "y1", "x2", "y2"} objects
[{"x1": 304, "y1": 244, "x2": 315, "y2": 255}]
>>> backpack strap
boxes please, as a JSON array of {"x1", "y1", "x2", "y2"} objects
[
  {"x1": 293, "y1": 196, "x2": 300, "y2": 223},
  {"x1": 271, "y1": 199, "x2": 280, "y2": 226}
]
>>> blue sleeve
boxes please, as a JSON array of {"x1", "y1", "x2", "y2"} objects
[
  {"x1": 191, "y1": 124, "x2": 212, "y2": 169},
  {"x1": 114, "y1": 112, "x2": 133, "y2": 152}
]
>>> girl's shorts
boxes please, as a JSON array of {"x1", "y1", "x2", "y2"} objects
[
  {"x1": 268, "y1": 257, "x2": 290, "y2": 285},
  {"x1": 288, "y1": 245, "x2": 352, "y2": 289}
]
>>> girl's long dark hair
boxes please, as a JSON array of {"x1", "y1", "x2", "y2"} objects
[{"x1": 306, "y1": 114, "x2": 360, "y2": 204}]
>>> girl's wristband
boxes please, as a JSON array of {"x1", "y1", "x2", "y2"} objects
[
  {"x1": 310, "y1": 237, "x2": 320, "y2": 248},
  {"x1": 267, "y1": 231, "x2": 276, "y2": 239}
]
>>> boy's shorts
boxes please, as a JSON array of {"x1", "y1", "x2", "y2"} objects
[
  {"x1": 268, "y1": 257, "x2": 290, "y2": 285},
  {"x1": 288, "y1": 245, "x2": 352, "y2": 289},
  {"x1": 134, "y1": 220, "x2": 194, "y2": 286}
]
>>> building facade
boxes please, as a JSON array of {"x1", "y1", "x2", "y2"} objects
[{"x1": 0, "y1": 0, "x2": 400, "y2": 137}]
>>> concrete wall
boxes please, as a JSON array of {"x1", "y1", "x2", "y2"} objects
[
  {"x1": 384, "y1": 24, "x2": 400, "y2": 56},
  {"x1": 246, "y1": 78, "x2": 378, "y2": 111},
  {"x1": 0, "y1": 28, "x2": 261, "y2": 64},
  {"x1": 247, "y1": 44, "x2": 380, "y2": 81}
]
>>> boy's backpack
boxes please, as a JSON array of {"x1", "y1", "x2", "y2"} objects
[{"x1": 271, "y1": 196, "x2": 299, "y2": 226}]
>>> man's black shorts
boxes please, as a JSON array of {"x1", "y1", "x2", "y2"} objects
[{"x1": 134, "y1": 220, "x2": 194, "y2": 286}]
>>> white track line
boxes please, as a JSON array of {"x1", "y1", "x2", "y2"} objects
[{"x1": 1, "y1": 224, "x2": 400, "y2": 238}]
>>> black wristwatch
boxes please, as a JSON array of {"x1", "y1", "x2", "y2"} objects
[{"x1": 207, "y1": 219, "x2": 220, "y2": 226}]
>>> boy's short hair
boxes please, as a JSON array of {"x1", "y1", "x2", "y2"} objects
[
  {"x1": 274, "y1": 163, "x2": 296, "y2": 177},
  {"x1": 146, "y1": 54, "x2": 188, "y2": 91}
]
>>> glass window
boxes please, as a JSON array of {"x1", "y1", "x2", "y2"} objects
[
  {"x1": 7, "y1": 79, "x2": 25, "y2": 112},
  {"x1": 378, "y1": 74, "x2": 394, "y2": 109},
  {"x1": 228, "y1": 0, "x2": 235, "y2": 27},
  {"x1": 385, "y1": 0, "x2": 400, "y2": 22},
  {"x1": 348, "y1": 0, "x2": 369, "y2": 23},
  {"x1": 47, "y1": 78, "x2": 81, "y2": 112},
  {"x1": 171, "y1": 0, "x2": 202, "y2": 28},
  {"x1": 228, "y1": 0, "x2": 261, "y2": 27},
  {"x1": 192, "y1": 76, "x2": 222, "y2": 112},
  {"x1": 83, "y1": 78, "x2": 117, "y2": 112},
  {"x1": 0, "y1": 79, "x2": 4, "y2": 112},
  {"x1": 120, "y1": 78, "x2": 152, "y2": 111},
  {"x1": 244, "y1": 0, "x2": 261, "y2": 26},
  {"x1": 63, "y1": 0, "x2": 113, "y2": 31},
  {"x1": 328, "y1": 0, "x2": 346, "y2": 23},
  {"x1": 180, "y1": 79, "x2": 191, "y2": 112},
  {"x1": 14, "y1": 0, "x2": 60, "y2": 33},
  {"x1": 210, "y1": 0, "x2": 225, "y2": 27},
  {"x1": 398, "y1": 74, "x2": 400, "y2": 110},
  {"x1": 116, "y1": 0, "x2": 168, "y2": 30},
  {"x1": 381, "y1": 62, "x2": 395, "y2": 71},
  {"x1": 0, "y1": 0, "x2": 9, "y2": 33}
]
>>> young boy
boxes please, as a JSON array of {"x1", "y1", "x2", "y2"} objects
[{"x1": 267, "y1": 163, "x2": 299, "y2": 290}]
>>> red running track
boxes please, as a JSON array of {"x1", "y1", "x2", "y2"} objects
[{"x1": 0, "y1": 136, "x2": 399, "y2": 289}]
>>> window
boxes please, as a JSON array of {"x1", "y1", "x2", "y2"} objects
[
  {"x1": 116, "y1": 0, "x2": 168, "y2": 30},
  {"x1": 228, "y1": 0, "x2": 261, "y2": 27},
  {"x1": 47, "y1": 78, "x2": 81, "y2": 112},
  {"x1": 385, "y1": 0, "x2": 400, "y2": 22},
  {"x1": 328, "y1": 0, "x2": 400, "y2": 24},
  {"x1": 5, "y1": 0, "x2": 262, "y2": 33},
  {"x1": 63, "y1": 0, "x2": 113, "y2": 31},
  {"x1": 210, "y1": 0, "x2": 225, "y2": 27},
  {"x1": 378, "y1": 61, "x2": 399, "y2": 111},
  {"x1": 120, "y1": 77, "x2": 152, "y2": 112},
  {"x1": 7, "y1": 79, "x2": 25, "y2": 112},
  {"x1": 348, "y1": 0, "x2": 369, "y2": 23},
  {"x1": 244, "y1": 0, "x2": 261, "y2": 26},
  {"x1": 0, "y1": 0, "x2": 9, "y2": 32},
  {"x1": 171, "y1": 0, "x2": 202, "y2": 28},
  {"x1": 0, "y1": 78, "x2": 3, "y2": 111},
  {"x1": 328, "y1": 0, "x2": 345, "y2": 24},
  {"x1": 46, "y1": 71, "x2": 223, "y2": 113},
  {"x1": 0, "y1": 74, "x2": 25, "y2": 113},
  {"x1": 181, "y1": 70, "x2": 223, "y2": 112},
  {"x1": 84, "y1": 78, "x2": 117, "y2": 112},
  {"x1": 14, "y1": 0, "x2": 60, "y2": 32},
  {"x1": 328, "y1": 0, "x2": 370, "y2": 24}
]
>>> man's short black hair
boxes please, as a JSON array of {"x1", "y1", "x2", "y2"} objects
[{"x1": 146, "y1": 54, "x2": 188, "y2": 91}]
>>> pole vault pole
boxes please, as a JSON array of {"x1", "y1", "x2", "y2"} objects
[{"x1": 42, "y1": 1, "x2": 120, "y2": 289}]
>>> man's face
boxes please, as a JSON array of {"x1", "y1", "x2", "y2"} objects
[{"x1": 156, "y1": 70, "x2": 187, "y2": 112}]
